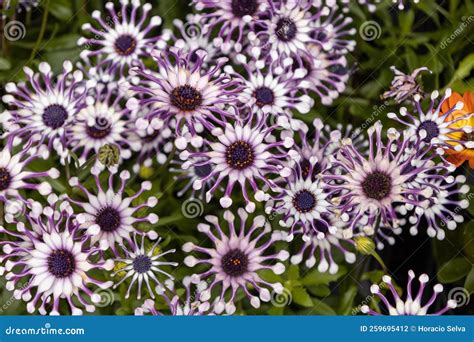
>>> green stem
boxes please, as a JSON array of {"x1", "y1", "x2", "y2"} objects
[{"x1": 30, "y1": 0, "x2": 50, "y2": 60}]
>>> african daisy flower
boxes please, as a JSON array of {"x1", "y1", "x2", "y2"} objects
[
  {"x1": 296, "y1": 44, "x2": 350, "y2": 106},
  {"x1": 68, "y1": 89, "x2": 132, "y2": 166},
  {"x1": 0, "y1": 140, "x2": 59, "y2": 206},
  {"x1": 276, "y1": 216, "x2": 356, "y2": 274},
  {"x1": 170, "y1": 144, "x2": 217, "y2": 199},
  {"x1": 406, "y1": 175, "x2": 469, "y2": 240},
  {"x1": 249, "y1": 0, "x2": 354, "y2": 65},
  {"x1": 361, "y1": 270, "x2": 457, "y2": 315},
  {"x1": 168, "y1": 14, "x2": 222, "y2": 65},
  {"x1": 290, "y1": 118, "x2": 342, "y2": 178},
  {"x1": 325, "y1": 122, "x2": 434, "y2": 234},
  {"x1": 1, "y1": 61, "x2": 88, "y2": 159},
  {"x1": 192, "y1": 0, "x2": 269, "y2": 53},
  {"x1": 382, "y1": 66, "x2": 430, "y2": 104},
  {"x1": 112, "y1": 233, "x2": 177, "y2": 299},
  {"x1": 0, "y1": 198, "x2": 114, "y2": 315},
  {"x1": 179, "y1": 111, "x2": 294, "y2": 212},
  {"x1": 135, "y1": 277, "x2": 217, "y2": 315},
  {"x1": 226, "y1": 55, "x2": 313, "y2": 115},
  {"x1": 264, "y1": 162, "x2": 335, "y2": 241},
  {"x1": 387, "y1": 89, "x2": 473, "y2": 155},
  {"x1": 183, "y1": 209, "x2": 288, "y2": 314},
  {"x1": 127, "y1": 48, "x2": 242, "y2": 137},
  {"x1": 441, "y1": 91, "x2": 474, "y2": 168},
  {"x1": 68, "y1": 167, "x2": 159, "y2": 252},
  {"x1": 78, "y1": 0, "x2": 168, "y2": 74}
]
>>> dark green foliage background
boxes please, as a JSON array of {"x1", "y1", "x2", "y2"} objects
[{"x1": 0, "y1": 0, "x2": 473, "y2": 315}]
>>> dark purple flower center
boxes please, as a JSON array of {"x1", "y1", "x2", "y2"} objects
[
  {"x1": 329, "y1": 64, "x2": 348, "y2": 76},
  {"x1": 361, "y1": 171, "x2": 392, "y2": 201},
  {"x1": 47, "y1": 249, "x2": 76, "y2": 278},
  {"x1": 95, "y1": 207, "x2": 121, "y2": 232},
  {"x1": 275, "y1": 17, "x2": 297, "y2": 42},
  {"x1": 194, "y1": 164, "x2": 213, "y2": 178},
  {"x1": 0, "y1": 168, "x2": 11, "y2": 191},
  {"x1": 226, "y1": 140, "x2": 255, "y2": 170},
  {"x1": 416, "y1": 120, "x2": 440, "y2": 143},
  {"x1": 222, "y1": 249, "x2": 249, "y2": 277},
  {"x1": 133, "y1": 255, "x2": 152, "y2": 274},
  {"x1": 231, "y1": 0, "x2": 258, "y2": 17},
  {"x1": 114, "y1": 34, "x2": 137, "y2": 56},
  {"x1": 86, "y1": 117, "x2": 111, "y2": 139},
  {"x1": 170, "y1": 85, "x2": 203, "y2": 112},
  {"x1": 42, "y1": 104, "x2": 68, "y2": 129},
  {"x1": 292, "y1": 190, "x2": 316, "y2": 213},
  {"x1": 254, "y1": 87, "x2": 275, "y2": 107}
]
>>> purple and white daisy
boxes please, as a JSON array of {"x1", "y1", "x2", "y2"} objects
[
  {"x1": 78, "y1": 0, "x2": 168, "y2": 74},
  {"x1": 387, "y1": 89, "x2": 473, "y2": 154},
  {"x1": 68, "y1": 89, "x2": 132, "y2": 166},
  {"x1": 1, "y1": 61, "x2": 89, "y2": 159},
  {"x1": 170, "y1": 144, "x2": 218, "y2": 199},
  {"x1": 265, "y1": 162, "x2": 335, "y2": 241},
  {"x1": 192, "y1": 0, "x2": 268, "y2": 53},
  {"x1": 127, "y1": 48, "x2": 242, "y2": 137},
  {"x1": 168, "y1": 14, "x2": 221, "y2": 65},
  {"x1": 135, "y1": 277, "x2": 214, "y2": 315},
  {"x1": 183, "y1": 209, "x2": 288, "y2": 314},
  {"x1": 0, "y1": 140, "x2": 59, "y2": 206},
  {"x1": 112, "y1": 233, "x2": 177, "y2": 299},
  {"x1": 179, "y1": 112, "x2": 294, "y2": 212},
  {"x1": 226, "y1": 55, "x2": 313, "y2": 115},
  {"x1": 248, "y1": 1, "x2": 355, "y2": 65},
  {"x1": 406, "y1": 175, "x2": 469, "y2": 240},
  {"x1": 0, "y1": 199, "x2": 114, "y2": 315},
  {"x1": 68, "y1": 167, "x2": 159, "y2": 252},
  {"x1": 290, "y1": 118, "x2": 343, "y2": 178},
  {"x1": 382, "y1": 66, "x2": 430, "y2": 104},
  {"x1": 276, "y1": 216, "x2": 356, "y2": 274},
  {"x1": 361, "y1": 270, "x2": 457, "y2": 315},
  {"x1": 297, "y1": 44, "x2": 350, "y2": 105},
  {"x1": 325, "y1": 122, "x2": 434, "y2": 235}
]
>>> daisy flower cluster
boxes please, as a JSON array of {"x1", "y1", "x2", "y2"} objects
[{"x1": 0, "y1": 0, "x2": 469, "y2": 316}]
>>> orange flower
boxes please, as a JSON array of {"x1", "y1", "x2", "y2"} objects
[{"x1": 442, "y1": 91, "x2": 474, "y2": 168}]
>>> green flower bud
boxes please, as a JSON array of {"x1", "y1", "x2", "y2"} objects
[{"x1": 98, "y1": 144, "x2": 120, "y2": 167}]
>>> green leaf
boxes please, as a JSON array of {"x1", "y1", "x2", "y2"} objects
[
  {"x1": 0, "y1": 58, "x2": 11, "y2": 71},
  {"x1": 338, "y1": 285, "x2": 359, "y2": 315},
  {"x1": 449, "y1": 53, "x2": 474, "y2": 86},
  {"x1": 306, "y1": 285, "x2": 331, "y2": 297},
  {"x1": 464, "y1": 267, "x2": 474, "y2": 294},
  {"x1": 438, "y1": 257, "x2": 472, "y2": 283},
  {"x1": 48, "y1": 0, "x2": 73, "y2": 21},
  {"x1": 287, "y1": 265, "x2": 300, "y2": 280},
  {"x1": 311, "y1": 298, "x2": 336, "y2": 315},
  {"x1": 301, "y1": 266, "x2": 347, "y2": 286},
  {"x1": 292, "y1": 287, "x2": 313, "y2": 307}
]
